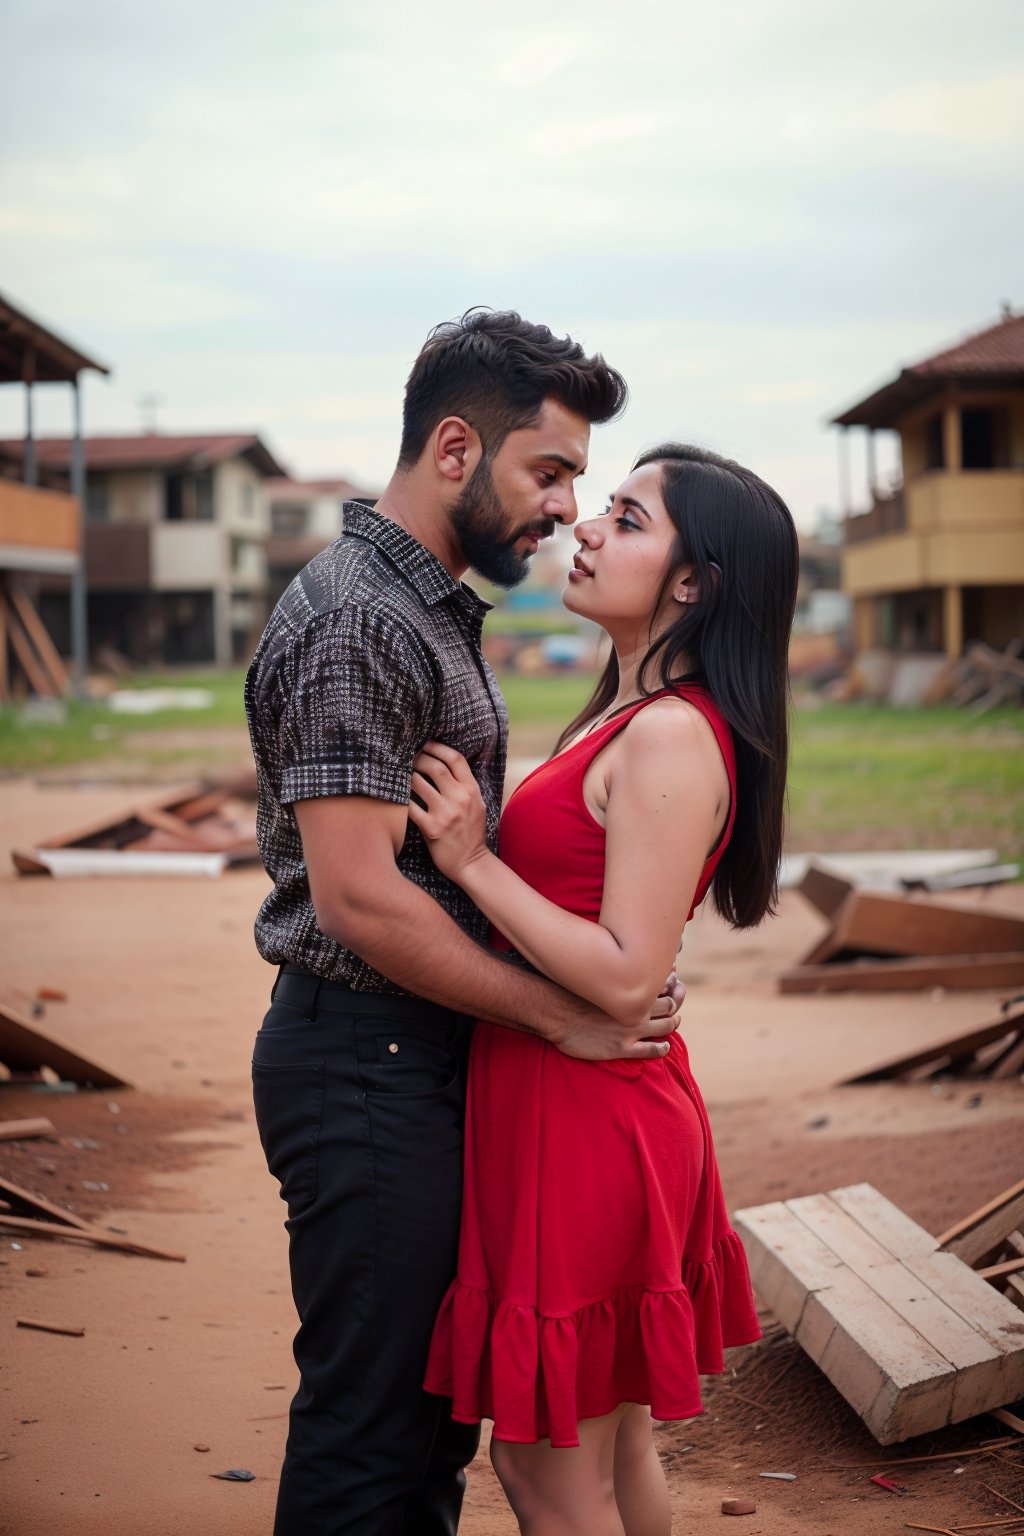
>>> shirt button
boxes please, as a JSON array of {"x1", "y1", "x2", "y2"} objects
[{"x1": 388, "y1": 1043, "x2": 399, "y2": 1054}]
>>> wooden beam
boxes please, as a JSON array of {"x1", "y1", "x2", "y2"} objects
[
  {"x1": 842, "y1": 1004, "x2": 1024, "y2": 1084},
  {"x1": 5, "y1": 602, "x2": 55, "y2": 697},
  {"x1": 9, "y1": 589, "x2": 70, "y2": 695},
  {"x1": 0, "y1": 1118, "x2": 56, "y2": 1142},
  {"x1": 0, "y1": 1173, "x2": 97, "y2": 1231},
  {"x1": 0, "y1": 1000, "x2": 127, "y2": 1087},
  {"x1": 798, "y1": 864, "x2": 855, "y2": 920},
  {"x1": 938, "y1": 1180, "x2": 1024, "y2": 1268},
  {"x1": 780, "y1": 953, "x2": 1024, "y2": 994},
  {"x1": 797, "y1": 891, "x2": 1024, "y2": 968},
  {"x1": 0, "y1": 1213, "x2": 185, "y2": 1263}
]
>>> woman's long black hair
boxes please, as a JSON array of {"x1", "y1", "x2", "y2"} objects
[{"x1": 555, "y1": 443, "x2": 799, "y2": 928}]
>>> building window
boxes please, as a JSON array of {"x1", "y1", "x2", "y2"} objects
[
  {"x1": 961, "y1": 407, "x2": 1010, "y2": 470},
  {"x1": 195, "y1": 470, "x2": 215, "y2": 520},
  {"x1": 85, "y1": 476, "x2": 110, "y2": 521},
  {"x1": 924, "y1": 413, "x2": 944, "y2": 471},
  {"x1": 271, "y1": 501, "x2": 308, "y2": 536},
  {"x1": 242, "y1": 482, "x2": 255, "y2": 517}
]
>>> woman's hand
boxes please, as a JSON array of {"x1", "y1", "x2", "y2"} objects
[{"x1": 408, "y1": 741, "x2": 489, "y2": 883}]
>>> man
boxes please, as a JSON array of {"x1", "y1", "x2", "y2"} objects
[{"x1": 245, "y1": 309, "x2": 683, "y2": 1536}]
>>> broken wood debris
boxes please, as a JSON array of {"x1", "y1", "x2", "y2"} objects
[
  {"x1": 842, "y1": 1002, "x2": 1024, "y2": 1085},
  {"x1": 0, "y1": 999, "x2": 127, "y2": 1087},
  {"x1": 10, "y1": 770, "x2": 260, "y2": 878},
  {"x1": 783, "y1": 882, "x2": 1024, "y2": 994},
  {"x1": 16, "y1": 1317, "x2": 84, "y2": 1337},
  {"x1": 0, "y1": 1118, "x2": 57, "y2": 1142},
  {"x1": 947, "y1": 639, "x2": 1024, "y2": 715},
  {"x1": 734, "y1": 1182, "x2": 1024, "y2": 1446},
  {"x1": 0, "y1": 1215, "x2": 185, "y2": 1263}
]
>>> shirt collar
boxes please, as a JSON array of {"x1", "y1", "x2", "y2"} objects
[{"x1": 342, "y1": 502, "x2": 492, "y2": 616}]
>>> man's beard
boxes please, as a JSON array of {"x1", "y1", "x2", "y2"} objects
[{"x1": 450, "y1": 460, "x2": 554, "y2": 589}]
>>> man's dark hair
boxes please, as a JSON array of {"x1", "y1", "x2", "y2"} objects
[{"x1": 397, "y1": 307, "x2": 628, "y2": 469}]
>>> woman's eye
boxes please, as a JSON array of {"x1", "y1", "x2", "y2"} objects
[{"x1": 615, "y1": 516, "x2": 640, "y2": 532}]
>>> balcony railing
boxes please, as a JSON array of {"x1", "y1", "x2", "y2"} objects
[
  {"x1": 0, "y1": 480, "x2": 80, "y2": 556},
  {"x1": 843, "y1": 489, "x2": 906, "y2": 544}
]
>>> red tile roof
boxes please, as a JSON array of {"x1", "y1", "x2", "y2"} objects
[
  {"x1": 266, "y1": 475, "x2": 371, "y2": 501},
  {"x1": 0, "y1": 432, "x2": 286, "y2": 477},
  {"x1": 832, "y1": 311, "x2": 1024, "y2": 428},
  {"x1": 909, "y1": 312, "x2": 1024, "y2": 377}
]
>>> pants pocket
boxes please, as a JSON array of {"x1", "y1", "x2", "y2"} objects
[
  {"x1": 355, "y1": 1017, "x2": 461, "y2": 1097},
  {"x1": 251, "y1": 1060, "x2": 326, "y2": 1218}
]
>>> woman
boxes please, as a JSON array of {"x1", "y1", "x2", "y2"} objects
[{"x1": 408, "y1": 443, "x2": 799, "y2": 1535}]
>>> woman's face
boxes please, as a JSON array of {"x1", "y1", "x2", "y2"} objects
[{"x1": 562, "y1": 462, "x2": 687, "y2": 630}]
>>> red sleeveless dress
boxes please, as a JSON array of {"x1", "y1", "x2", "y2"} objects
[{"x1": 423, "y1": 685, "x2": 760, "y2": 1447}]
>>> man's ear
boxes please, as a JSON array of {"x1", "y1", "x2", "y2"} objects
[{"x1": 433, "y1": 417, "x2": 483, "y2": 485}]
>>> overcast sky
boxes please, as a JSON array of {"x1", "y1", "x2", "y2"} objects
[{"x1": 2, "y1": 0, "x2": 1022, "y2": 528}]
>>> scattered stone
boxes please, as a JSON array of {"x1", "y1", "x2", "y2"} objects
[
  {"x1": 759, "y1": 1472, "x2": 796, "y2": 1481},
  {"x1": 722, "y1": 1498, "x2": 757, "y2": 1515},
  {"x1": 211, "y1": 1469, "x2": 255, "y2": 1482},
  {"x1": 25, "y1": 1269, "x2": 48, "y2": 1279},
  {"x1": 193, "y1": 1444, "x2": 210, "y2": 1453}
]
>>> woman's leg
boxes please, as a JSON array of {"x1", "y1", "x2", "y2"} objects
[
  {"x1": 612, "y1": 1405, "x2": 671, "y2": 1536},
  {"x1": 490, "y1": 1407, "x2": 628, "y2": 1536}
]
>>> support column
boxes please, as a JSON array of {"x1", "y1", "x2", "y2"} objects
[
  {"x1": 23, "y1": 347, "x2": 37, "y2": 487},
  {"x1": 943, "y1": 584, "x2": 963, "y2": 660},
  {"x1": 837, "y1": 428, "x2": 851, "y2": 516},
  {"x1": 69, "y1": 376, "x2": 89, "y2": 693},
  {"x1": 866, "y1": 429, "x2": 877, "y2": 498},
  {"x1": 943, "y1": 396, "x2": 962, "y2": 472},
  {"x1": 213, "y1": 586, "x2": 232, "y2": 668}
]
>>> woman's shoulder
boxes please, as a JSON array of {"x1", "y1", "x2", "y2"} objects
[{"x1": 611, "y1": 692, "x2": 726, "y2": 767}]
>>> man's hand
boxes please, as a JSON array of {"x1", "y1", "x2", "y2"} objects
[{"x1": 551, "y1": 968, "x2": 686, "y2": 1061}]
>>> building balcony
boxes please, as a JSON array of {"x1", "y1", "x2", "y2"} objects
[
  {"x1": 85, "y1": 520, "x2": 231, "y2": 592},
  {"x1": 0, "y1": 480, "x2": 80, "y2": 573},
  {"x1": 843, "y1": 488, "x2": 906, "y2": 544}
]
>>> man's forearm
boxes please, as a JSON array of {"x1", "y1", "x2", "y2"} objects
[{"x1": 320, "y1": 868, "x2": 579, "y2": 1037}]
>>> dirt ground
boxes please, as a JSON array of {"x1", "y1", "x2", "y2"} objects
[{"x1": 1, "y1": 774, "x2": 1023, "y2": 1535}]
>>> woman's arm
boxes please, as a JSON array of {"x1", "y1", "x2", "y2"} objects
[{"x1": 408, "y1": 700, "x2": 728, "y2": 1022}]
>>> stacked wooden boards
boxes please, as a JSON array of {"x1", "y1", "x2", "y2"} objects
[
  {"x1": 734, "y1": 1183, "x2": 1024, "y2": 1445},
  {"x1": 781, "y1": 868, "x2": 1024, "y2": 994}
]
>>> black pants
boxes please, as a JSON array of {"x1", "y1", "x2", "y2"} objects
[{"x1": 252, "y1": 966, "x2": 481, "y2": 1535}]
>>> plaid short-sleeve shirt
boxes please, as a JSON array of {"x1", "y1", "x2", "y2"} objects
[{"x1": 245, "y1": 503, "x2": 508, "y2": 994}]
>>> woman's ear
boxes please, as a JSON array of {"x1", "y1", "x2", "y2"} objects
[{"x1": 672, "y1": 572, "x2": 699, "y2": 605}]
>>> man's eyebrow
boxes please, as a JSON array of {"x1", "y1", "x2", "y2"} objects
[
  {"x1": 618, "y1": 495, "x2": 651, "y2": 520},
  {"x1": 537, "y1": 453, "x2": 585, "y2": 476}
]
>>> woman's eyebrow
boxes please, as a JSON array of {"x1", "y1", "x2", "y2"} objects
[{"x1": 618, "y1": 495, "x2": 651, "y2": 521}]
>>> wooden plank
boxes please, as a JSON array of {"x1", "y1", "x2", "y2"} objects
[
  {"x1": 6, "y1": 603, "x2": 56, "y2": 697},
  {"x1": 736, "y1": 1186, "x2": 1024, "y2": 1444},
  {"x1": 788, "y1": 1192, "x2": 1008, "y2": 1424},
  {"x1": 0, "y1": 1213, "x2": 184, "y2": 1263},
  {"x1": 990, "y1": 1034, "x2": 1024, "y2": 1081},
  {"x1": 31, "y1": 782, "x2": 207, "y2": 851},
  {"x1": 842, "y1": 1005, "x2": 1024, "y2": 1083},
  {"x1": 9, "y1": 589, "x2": 70, "y2": 695},
  {"x1": 0, "y1": 1000, "x2": 127, "y2": 1087},
  {"x1": 780, "y1": 953, "x2": 1024, "y2": 994},
  {"x1": 799, "y1": 890, "x2": 1024, "y2": 965},
  {"x1": 978, "y1": 1257, "x2": 1024, "y2": 1282},
  {"x1": 990, "y1": 1406, "x2": 1024, "y2": 1435},
  {"x1": 798, "y1": 864, "x2": 854, "y2": 919},
  {"x1": 831, "y1": 1185, "x2": 1024, "y2": 1359},
  {"x1": 735, "y1": 1197, "x2": 953, "y2": 1444},
  {"x1": 16, "y1": 1317, "x2": 85, "y2": 1337},
  {"x1": 0, "y1": 1117, "x2": 56, "y2": 1142},
  {"x1": 938, "y1": 1180, "x2": 1024, "y2": 1267},
  {"x1": 0, "y1": 1173, "x2": 96, "y2": 1230}
]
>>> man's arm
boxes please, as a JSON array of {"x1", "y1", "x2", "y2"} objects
[{"x1": 293, "y1": 795, "x2": 676, "y2": 1062}]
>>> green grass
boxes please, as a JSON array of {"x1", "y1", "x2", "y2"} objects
[
  {"x1": 0, "y1": 669, "x2": 249, "y2": 773},
  {"x1": 787, "y1": 702, "x2": 1024, "y2": 860},
  {"x1": 2, "y1": 672, "x2": 1021, "y2": 863}
]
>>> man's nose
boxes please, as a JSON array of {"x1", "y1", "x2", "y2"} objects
[{"x1": 544, "y1": 484, "x2": 579, "y2": 527}]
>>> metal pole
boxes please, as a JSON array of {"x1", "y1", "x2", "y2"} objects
[
  {"x1": 69, "y1": 376, "x2": 88, "y2": 693},
  {"x1": 23, "y1": 347, "x2": 37, "y2": 487},
  {"x1": 837, "y1": 428, "x2": 851, "y2": 517}
]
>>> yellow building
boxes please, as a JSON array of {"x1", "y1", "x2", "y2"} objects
[{"x1": 832, "y1": 310, "x2": 1024, "y2": 659}]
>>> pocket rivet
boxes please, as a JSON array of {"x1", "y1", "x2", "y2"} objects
[{"x1": 388, "y1": 1042, "x2": 399, "y2": 1054}]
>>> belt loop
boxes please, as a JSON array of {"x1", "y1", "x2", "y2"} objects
[
  {"x1": 302, "y1": 973, "x2": 323, "y2": 1021},
  {"x1": 271, "y1": 964, "x2": 284, "y2": 1003}
]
